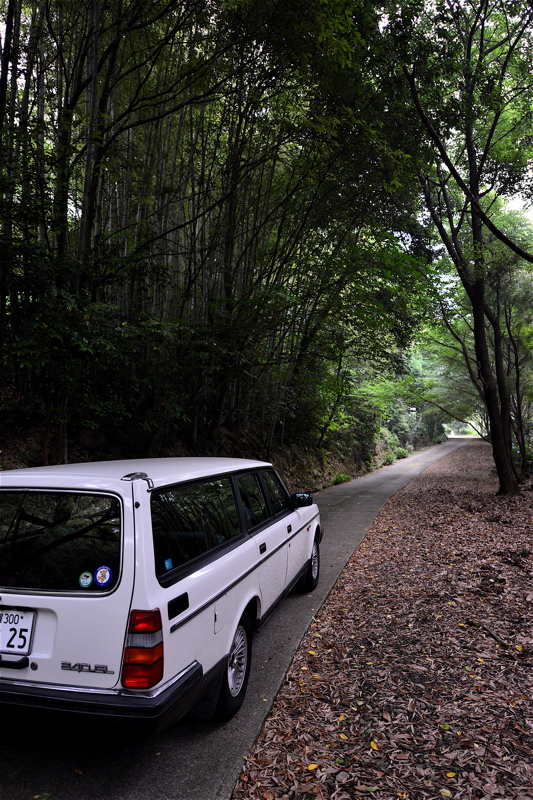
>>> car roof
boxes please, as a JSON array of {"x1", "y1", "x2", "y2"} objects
[{"x1": 0, "y1": 457, "x2": 271, "y2": 492}]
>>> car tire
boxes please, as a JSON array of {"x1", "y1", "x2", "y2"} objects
[
  {"x1": 215, "y1": 614, "x2": 252, "y2": 720},
  {"x1": 300, "y1": 536, "x2": 320, "y2": 592}
]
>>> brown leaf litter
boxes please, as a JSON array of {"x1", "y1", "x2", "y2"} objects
[{"x1": 231, "y1": 440, "x2": 533, "y2": 800}]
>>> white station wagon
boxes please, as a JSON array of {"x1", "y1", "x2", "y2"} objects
[{"x1": 0, "y1": 458, "x2": 321, "y2": 729}]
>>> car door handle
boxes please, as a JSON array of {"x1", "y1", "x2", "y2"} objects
[
  {"x1": 287, "y1": 525, "x2": 292, "y2": 533},
  {"x1": 259, "y1": 543, "x2": 267, "y2": 554}
]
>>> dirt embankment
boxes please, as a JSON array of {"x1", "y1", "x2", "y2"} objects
[{"x1": 232, "y1": 440, "x2": 533, "y2": 800}]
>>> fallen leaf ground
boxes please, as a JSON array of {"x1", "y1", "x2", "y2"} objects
[{"x1": 231, "y1": 440, "x2": 533, "y2": 800}]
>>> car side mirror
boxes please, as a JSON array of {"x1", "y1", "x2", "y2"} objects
[{"x1": 291, "y1": 492, "x2": 313, "y2": 508}]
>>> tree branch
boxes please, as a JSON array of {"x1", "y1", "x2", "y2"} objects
[{"x1": 403, "y1": 67, "x2": 533, "y2": 265}]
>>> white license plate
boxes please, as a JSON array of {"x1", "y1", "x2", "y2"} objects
[{"x1": 0, "y1": 608, "x2": 35, "y2": 656}]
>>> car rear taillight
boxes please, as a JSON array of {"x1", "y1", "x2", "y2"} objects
[{"x1": 121, "y1": 609, "x2": 164, "y2": 689}]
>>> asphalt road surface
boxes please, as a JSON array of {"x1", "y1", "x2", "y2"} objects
[{"x1": 0, "y1": 439, "x2": 470, "y2": 800}]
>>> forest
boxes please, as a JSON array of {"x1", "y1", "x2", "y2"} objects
[{"x1": 1, "y1": 0, "x2": 533, "y2": 494}]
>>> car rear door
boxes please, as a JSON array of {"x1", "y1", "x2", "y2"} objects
[
  {"x1": 0, "y1": 487, "x2": 135, "y2": 690},
  {"x1": 234, "y1": 471, "x2": 289, "y2": 618}
]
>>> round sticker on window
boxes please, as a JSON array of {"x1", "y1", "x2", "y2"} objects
[
  {"x1": 79, "y1": 571, "x2": 93, "y2": 588},
  {"x1": 94, "y1": 566, "x2": 112, "y2": 587}
]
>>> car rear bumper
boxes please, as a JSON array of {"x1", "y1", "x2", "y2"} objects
[{"x1": 0, "y1": 660, "x2": 211, "y2": 724}]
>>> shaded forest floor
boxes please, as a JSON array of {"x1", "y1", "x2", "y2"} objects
[{"x1": 232, "y1": 440, "x2": 533, "y2": 800}]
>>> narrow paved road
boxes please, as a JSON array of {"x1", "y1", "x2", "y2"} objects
[{"x1": 0, "y1": 439, "x2": 470, "y2": 800}]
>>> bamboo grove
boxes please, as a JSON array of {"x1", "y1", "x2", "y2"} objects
[{"x1": 0, "y1": 0, "x2": 425, "y2": 463}]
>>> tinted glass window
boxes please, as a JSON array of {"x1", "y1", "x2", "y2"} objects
[
  {"x1": 237, "y1": 473, "x2": 269, "y2": 530},
  {"x1": 0, "y1": 491, "x2": 121, "y2": 592},
  {"x1": 262, "y1": 471, "x2": 292, "y2": 515},
  {"x1": 151, "y1": 477, "x2": 240, "y2": 577}
]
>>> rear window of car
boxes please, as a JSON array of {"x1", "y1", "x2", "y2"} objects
[
  {"x1": 0, "y1": 491, "x2": 121, "y2": 592},
  {"x1": 151, "y1": 476, "x2": 241, "y2": 578}
]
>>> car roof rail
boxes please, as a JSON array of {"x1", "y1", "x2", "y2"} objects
[{"x1": 121, "y1": 472, "x2": 154, "y2": 490}]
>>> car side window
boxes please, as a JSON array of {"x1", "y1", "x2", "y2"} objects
[
  {"x1": 236, "y1": 473, "x2": 269, "y2": 531},
  {"x1": 261, "y1": 470, "x2": 292, "y2": 516},
  {"x1": 151, "y1": 477, "x2": 240, "y2": 577}
]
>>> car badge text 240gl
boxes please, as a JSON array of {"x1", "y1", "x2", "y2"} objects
[{"x1": 61, "y1": 662, "x2": 115, "y2": 674}]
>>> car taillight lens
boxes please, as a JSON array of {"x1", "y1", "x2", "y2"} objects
[{"x1": 121, "y1": 609, "x2": 164, "y2": 689}]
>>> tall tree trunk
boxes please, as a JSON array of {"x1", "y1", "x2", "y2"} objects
[
  {"x1": 464, "y1": 108, "x2": 518, "y2": 493},
  {"x1": 0, "y1": 0, "x2": 18, "y2": 131},
  {"x1": 465, "y1": 279, "x2": 518, "y2": 493}
]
